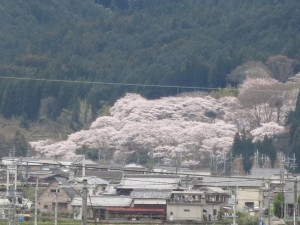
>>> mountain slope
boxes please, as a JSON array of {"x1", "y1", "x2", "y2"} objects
[{"x1": 0, "y1": 0, "x2": 299, "y2": 124}]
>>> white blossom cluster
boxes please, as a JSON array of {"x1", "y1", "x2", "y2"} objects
[{"x1": 30, "y1": 78, "x2": 299, "y2": 165}]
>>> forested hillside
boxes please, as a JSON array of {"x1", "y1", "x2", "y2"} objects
[{"x1": 0, "y1": 0, "x2": 299, "y2": 126}]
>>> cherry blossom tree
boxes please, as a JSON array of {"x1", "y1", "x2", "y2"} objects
[
  {"x1": 30, "y1": 83, "x2": 298, "y2": 167},
  {"x1": 237, "y1": 77, "x2": 298, "y2": 127}
]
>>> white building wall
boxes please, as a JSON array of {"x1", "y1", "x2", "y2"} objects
[
  {"x1": 237, "y1": 188, "x2": 261, "y2": 211},
  {"x1": 167, "y1": 204, "x2": 202, "y2": 221}
]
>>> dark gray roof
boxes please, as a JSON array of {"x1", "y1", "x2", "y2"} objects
[
  {"x1": 251, "y1": 168, "x2": 281, "y2": 178},
  {"x1": 75, "y1": 170, "x2": 123, "y2": 184},
  {"x1": 199, "y1": 176, "x2": 263, "y2": 188},
  {"x1": 54, "y1": 177, "x2": 77, "y2": 199}
]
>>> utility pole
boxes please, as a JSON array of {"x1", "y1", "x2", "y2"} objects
[
  {"x1": 54, "y1": 188, "x2": 58, "y2": 225},
  {"x1": 34, "y1": 179, "x2": 38, "y2": 225},
  {"x1": 6, "y1": 165, "x2": 10, "y2": 197},
  {"x1": 280, "y1": 154, "x2": 285, "y2": 219},
  {"x1": 294, "y1": 179, "x2": 298, "y2": 225},
  {"x1": 82, "y1": 155, "x2": 85, "y2": 177},
  {"x1": 50, "y1": 186, "x2": 59, "y2": 225},
  {"x1": 268, "y1": 183, "x2": 271, "y2": 225},
  {"x1": 233, "y1": 186, "x2": 237, "y2": 225},
  {"x1": 82, "y1": 179, "x2": 88, "y2": 225},
  {"x1": 13, "y1": 160, "x2": 17, "y2": 225}
]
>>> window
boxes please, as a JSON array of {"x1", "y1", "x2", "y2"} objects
[
  {"x1": 184, "y1": 209, "x2": 190, "y2": 212},
  {"x1": 170, "y1": 212, "x2": 173, "y2": 216},
  {"x1": 213, "y1": 209, "x2": 217, "y2": 216},
  {"x1": 44, "y1": 205, "x2": 48, "y2": 209},
  {"x1": 50, "y1": 189, "x2": 60, "y2": 194},
  {"x1": 245, "y1": 202, "x2": 254, "y2": 209}
]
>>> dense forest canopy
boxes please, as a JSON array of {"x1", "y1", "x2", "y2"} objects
[{"x1": 0, "y1": 0, "x2": 299, "y2": 127}]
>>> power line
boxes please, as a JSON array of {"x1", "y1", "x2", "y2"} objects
[
  {"x1": 0, "y1": 76, "x2": 215, "y2": 90},
  {"x1": 0, "y1": 76, "x2": 297, "y2": 93},
  {"x1": 3, "y1": 158, "x2": 297, "y2": 182}
]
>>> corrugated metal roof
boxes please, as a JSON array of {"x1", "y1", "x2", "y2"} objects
[
  {"x1": 130, "y1": 189, "x2": 172, "y2": 199},
  {"x1": 71, "y1": 195, "x2": 133, "y2": 207},
  {"x1": 251, "y1": 168, "x2": 281, "y2": 178},
  {"x1": 119, "y1": 174, "x2": 181, "y2": 190},
  {"x1": 200, "y1": 186, "x2": 228, "y2": 194},
  {"x1": 200, "y1": 176, "x2": 263, "y2": 187},
  {"x1": 107, "y1": 207, "x2": 164, "y2": 212}
]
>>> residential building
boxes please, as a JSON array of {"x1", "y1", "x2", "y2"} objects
[
  {"x1": 37, "y1": 177, "x2": 76, "y2": 216},
  {"x1": 71, "y1": 195, "x2": 133, "y2": 220},
  {"x1": 116, "y1": 174, "x2": 183, "y2": 195},
  {"x1": 167, "y1": 187, "x2": 229, "y2": 222},
  {"x1": 70, "y1": 176, "x2": 109, "y2": 196},
  {"x1": 194, "y1": 176, "x2": 265, "y2": 212}
]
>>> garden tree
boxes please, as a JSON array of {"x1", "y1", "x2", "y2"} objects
[
  {"x1": 236, "y1": 212, "x2": 258, "y2": 225},
  {"x1": 266, "y1": 55, "x2": 296, "y2": 83},
  {"x1": 273, "y1": 192, "x2": 284, "y2": 218},
  {"x1": 13, "y1": 130, "x2": 29, "y2": 157}
]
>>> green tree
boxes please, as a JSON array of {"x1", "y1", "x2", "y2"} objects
[
  {"x1": 256, "y1": 136, "x2": 277, "y2": 167},
  {"x1": 231, "y1": 132, "x2": 255, "y2": 173},
  {"x1": 13, "y1": 130, "x2": 29, "y2": 157},
  {"x1": 231, "y1": 132, "x2": 242, "y2": 157},
  {"x1": 289, "y1": 89, "x2": 300, "y2": 172},
  {"x1": 273, "y1": 192, "x2": 284, "y2": 218}
]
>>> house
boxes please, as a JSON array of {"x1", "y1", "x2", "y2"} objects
[
  {"x1": 74, "y1": 169, "x2": 123, "y2": 184},
  {"x1": 70, "y1": 176, "x2": 109, "y2": 196},
  {"x1": 129, "y1": 189, "x2": 172, "y2": 221},
  {"x1": 167, "y1": 187, "x2": 229, "y2": 222},
  {"x1": 193, "y1": 176, "x2": 265, "y2": 212},
  {"x1": 1, "y1": 157, "x2": 60, "y2": 172},
  {"x1": 123, "y1": 163, "x2": 148, "y2": 174},
  {"x1": 37, "y1": 177, "x2": 77, "y2": 216},
  {"x1": 116, "y1": 174, "x2": 183, "y2": 195},
  {"x1": 71, "y1": 195, "x2": 133, "y2": 220}
]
